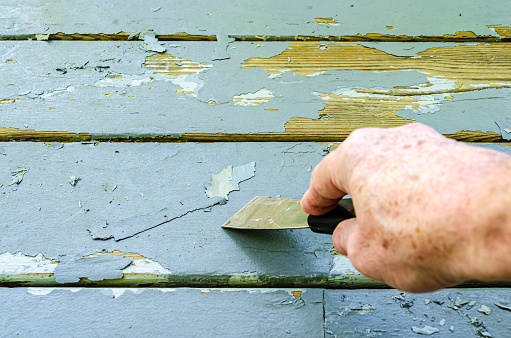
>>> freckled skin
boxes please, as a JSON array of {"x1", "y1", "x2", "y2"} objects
[{"x1": 301, "y1": 123, "x2": 511, "y2": 292}]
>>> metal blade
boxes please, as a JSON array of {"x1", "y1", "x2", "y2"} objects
[{"x1": 222, "y1": 196, "x2": 309, "y2": 230}]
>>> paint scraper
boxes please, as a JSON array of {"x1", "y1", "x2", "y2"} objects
[{"x1": 222, "y1": 196, "x2": 355, "y2": 234}]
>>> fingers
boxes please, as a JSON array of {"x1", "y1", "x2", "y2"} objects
[
  {"x1": 332, "y1": 218, "x2": 358, "y2": 256},
  {"x1": 301, "y1": 150, "x2": 349, "y2": 216}
]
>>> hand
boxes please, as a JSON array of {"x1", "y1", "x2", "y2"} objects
[{"x1": 301, "y1": 123, "x2": 511, "y2": 292}]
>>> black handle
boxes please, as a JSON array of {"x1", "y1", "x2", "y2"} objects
[{"x1": 307, "y1": 199, "x2": 355, "y2": 234}]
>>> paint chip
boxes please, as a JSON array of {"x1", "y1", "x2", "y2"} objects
[
  {"x1": 478, "y1": 305, "x2": 491, "y2": 315},
  {"x1": 54, "y1": 254, "x2": 133, "y2": 284},
  {"x1": 232, "y1": 89, "x2": 274, "y2": 106},
  {"x1": 314, "y1": 17, "x2": 339, "y2": 26},
  {"x1": 8, "y1": 168, "x2": 29, "y2": 186},
  {"x1": 212, "y1": 34, "x2": 235, "y2": 61},
  {"x1": 69, "y1": 175, "x2": 81, "y2": 187},
  {"x1": 411, "y1": 326, "x2": 439, "y2": 335},
  {"x1": 88, "y1": 220, "x2": 113, "y2": 240},
  {"x1": 495, "y1": 303, "x2": 511, "y2": 312},
  {"x1": 205, "y1": 162, "x2": 256, "y2": 200},
  {"x1": 35, "y1": 34, "x2": 50, "y2": 41},
  {"x1": 140, "y1": 30, "x2": 166, "y2": 53}
]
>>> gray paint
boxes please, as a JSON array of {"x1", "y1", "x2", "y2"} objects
[
  {"x1": 53, "y1": 255, "x2": 133, "y2": 283},
  {"x1": 1, "y1": 142, "x2": 509, "y2": 282},
  {"x1": 99, "y1": 196, "x2": 226, "y2": 241},
  {"x1": 398, "y1": 88, "x2": 511, "y2": 136},
  {"x1": 495, "y1": 117, "x2": 511, "y2": 140},
  {"x1": 325, "y1": 289, "x2": 511, "y2": 337},
  {"x1": 1, "y1": 287, "x2": 510, "y2": 337},
  {"x1": 0, "y1": 41, "x2": 432, "y2": 134},
  {"x1": 0, "y1": 288, "x2": 324, "y2": 337},
  {"x1": 0, "y1": 142, "x2": 333, "y2": 276},
  {"x1": 1, "y1": 0, "x2": 509, "y2": 38}
]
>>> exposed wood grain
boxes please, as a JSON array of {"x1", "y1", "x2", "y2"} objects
[
  {"x1": 1, "y1": 41, "x2": 509, "y2": 142},
  {"x1": 0, "y1": 127, "x2": 506, "y2": 143},
  {"x1": 242, "y1": 43, "x2": 511, "y2": 91}
]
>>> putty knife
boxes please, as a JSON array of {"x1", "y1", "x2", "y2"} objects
[{"x1": 222, "y1": 196, "x2": 355, "y2": 234}]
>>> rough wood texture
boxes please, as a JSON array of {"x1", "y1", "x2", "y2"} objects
[
  {"x1": 2, "y1": 288, "x2": 510, "y2": 337},
  {"x1": 1, "y1": 142, "x2": 510, "y2": 287},
  {"x1": 0, "y1": 288, "x2": 325, "y2": 337},
  {"x1": 1, "y1": 41, "x2": 510, "y2": 142},
  {"x1": 325, "y1": 289, "x2": 511, "y2": 337},
  {"x1": 1, "y1": 0, "x2": 510, "y2": 40}
]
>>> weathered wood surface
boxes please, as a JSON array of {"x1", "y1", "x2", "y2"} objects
[
  {"x1": 1, "y1": 0, "x2": 510, "y2": 41},
  {"x1": 325, "y1": 289, "x2": 511, "y2": 337},
  {"x1": 0, "y1": 288, "x2": 325, "y2": 337},
  {"x1": 1, "y1": 41, "x2": 510, "y2": 142},
  {"x1": 1, "y1": 142, "x2": 510, "y2": 288},
  {"x1": 2, "y1": 288, "x2": 510, "y2": 337}
]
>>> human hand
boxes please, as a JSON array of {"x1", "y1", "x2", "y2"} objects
[{"x1": 301, "y1": 123, "x2": 511, "y2": 292}]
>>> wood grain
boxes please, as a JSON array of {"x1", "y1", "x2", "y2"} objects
[{"x1": 1, "y1": 41, "x2": 509, "y2": 142}]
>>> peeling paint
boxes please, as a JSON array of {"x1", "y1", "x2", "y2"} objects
[
  {"x1": 205, "y1": 162, "x2": 256, "y2": 200},
  {"x1": 53, "y1": 254, "x2": 133, "y2": 283},
  {"x1": 0, "y1": 251, "x2": 171, "y2": 277},
  {"x1": 41, "y1": 86, "x2": 75, "y2": 99},
  {"x1": 144, "y1": 52, "x2": 212, "y2": 96},
  {"x1": 139, "y1": 30, "x2": 166, "y2": 53},
  {"x1": 232, "y1": 89, "x2": 274, "y2": 106},
  {"x1": 212, "y1": 34, "x2": 235, "y2": 61},
  {"x1": 0, "y1": 252, "x2": 56, "y2": 274}
]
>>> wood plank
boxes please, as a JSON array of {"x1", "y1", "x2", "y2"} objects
[
  {"x1": 0, "y1": 288, "x2": 325, "y2": 337},
  {"x1": 325, "y1": 289, "x2": 511, "y2": 337},
  {"x1": 1, "y1": 142, "x2": 510, "y2": 287},
  {"x1": 1, "y1": 0, "x2": 510, "y2": 41},
  {"x1": 1, "y1": 41, "x2": 510, "y2": 142}
]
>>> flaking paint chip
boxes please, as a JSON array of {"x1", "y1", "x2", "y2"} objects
[{"x1": 205, "y1": 162, "x2": 256, "y2": 200}]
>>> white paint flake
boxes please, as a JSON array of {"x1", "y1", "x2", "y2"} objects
[
  {"x1": 40, "y1": 86, "x2": 75, "y2": 99},
  {"x1": 140, "y1": 30, "x2": 166, "y2": 53},
  {"x1": 0, "y1": 251, "x2": 170, "y2": 276},
  {"x1": 205, "y1": 162, "x2": 256, "y2": 200},
  {"x1": 412, "y1": 326, "x2": 439, "y2": 335},
  {"x1": 0, "y1": 252, "x2": 56, "y2": 274},
  {"x1": 232, "y1": 89, "x2": 274, "y2": 106},
  {"x1": 95, "y1": 74, "x2": 153, "y2": 88}
]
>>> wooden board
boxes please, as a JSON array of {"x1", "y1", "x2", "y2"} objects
[
  {"x1": 2, "y1": 287, "x2": 510, "y2": 337},
  {"x1": 1, "y1": 41, "x2": 510, "y2": 142},
  {"x1": 0, "y1": 288, "x2": 325, "y2": 336},
  {"x1": 1, "y1": 142, "x2": 510, "y2": 288},
  {"x1": 1, "y1": 0, "x2": 510, "y2": 41},
  {"x1": 325, "y1": 289, "x2": 511, "y2": 337}
]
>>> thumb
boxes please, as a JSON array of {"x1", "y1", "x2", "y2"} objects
[{"x1": 332, "y1": 218, "x2": 358, "y2": 256}]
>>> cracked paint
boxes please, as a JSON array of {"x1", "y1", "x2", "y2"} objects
[
  {"x1": 205, "y1": 162, "x2": 256, "y2": 200},
  {"x1": 144, "y1": 52, "x2": 212, "y2": 96},
  {"x1": 242, "y1": 42, "x2": 511, "y2": 91},
  {"x1": 0, "y1": 251, "x2": 171, "y2": 276},
  {"x1": 232, "y1": 89, "x2": 274, "y2": 106}
]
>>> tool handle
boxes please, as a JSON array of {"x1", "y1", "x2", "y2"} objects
[{"x1": 307, "y1": 199, "x2": 355, "y2": 235}]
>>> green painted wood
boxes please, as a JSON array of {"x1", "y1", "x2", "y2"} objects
[
  {"x1": 1, "y1": 1, "x2": 510, "y2": 39},
  {"x1": 1, "y1": 41, "x2": 510, "y2": 140},
  {"x1": 0, "y1": 142, "x2": 509, "y2": 287},
  {"x1": 325, "y1": 288, "x2": 511, "y2": 337},
  {"x1": 0, "y1": 288, "x2": 325, "y2": 337}
]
